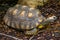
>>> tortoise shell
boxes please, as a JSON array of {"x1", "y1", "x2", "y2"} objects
[{"x1": 3, "y1": 4, "x2": 45, "y2": 30}]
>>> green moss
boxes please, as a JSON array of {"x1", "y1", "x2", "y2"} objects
[{"x1": 18, "y1": 0, "x2": 48, "y2": 8}]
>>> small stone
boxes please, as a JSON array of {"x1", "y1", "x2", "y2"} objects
[
  {"x1": 50, "y1": 39, "x2": 54, "y2": 40},
  {"x1": 37, "y1": 37, "x2": 41, "y2": 39},
  {"x1": 52, "y1": 34, "x2": 55, "y2": 37},
  {"x1": 0, "y1": 24, "x2": 2, "y2": 27},
  {"x1": 54, "y1": 32, "x2": 60, "y2": 37},
  {"x1": 19, "y1": 39, "x2": 23, "y2": 40}
]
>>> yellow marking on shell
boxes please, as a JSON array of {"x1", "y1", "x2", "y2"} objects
[
  {"x1": 31, "y1": 26, "x2": 34, "y2": 29},
  {"x1": 36, "y1": 22, "x2": 39, "y2": 26},
  {"x1": 21, "y1": 24, "x2": 24, "y2": 29},
  {"x1": 13, "y1": 9, "x2": 18, "y2": 15},
  {"x1": 26, "y1": 25, "x2": 29, "y2": 29},
  {"x1": 38, "y1": 19, "x2": 43, "y2": 22},
  {"x1": 16, "y1": 23, "x2": 20, "y2": 29},
  {"x1": 20, "y1": 11, "x2": 25, "y2": 16},
  {"x1": 29, "y1": 8, "x2": 34, "y2": 10},
  {"x1": 28, "y1": 13, "x2": 33, "y2": 18},
  {"x1": 38, "y1": 24, "x2": 43, "y2": 29},
  {"x1": 22, "y1": 6, "x2": 27, "y2": 8}
]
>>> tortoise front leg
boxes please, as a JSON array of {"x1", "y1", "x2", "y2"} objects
[{"x1": 25, "y1": 28, "x2": 38, "y2": 35}]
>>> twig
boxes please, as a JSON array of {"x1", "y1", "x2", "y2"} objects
[
  {"x1": 0, "y1": 33, "x2": 22, "y2": 40},
  {"x1": 29, "y1": 35, "x2": 34, "y2": 40}
]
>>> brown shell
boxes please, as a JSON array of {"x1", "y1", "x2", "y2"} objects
[{"x1": 3, "y1": 4, "x2": 45, "y2": 30}]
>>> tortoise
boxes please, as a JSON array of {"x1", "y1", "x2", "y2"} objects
[{"x1": 3, "y1": 4, "x2": 57, "y2": 35}]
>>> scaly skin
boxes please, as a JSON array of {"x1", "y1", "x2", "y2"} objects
[{"x1": 25, "y1": 28, "x2": 38, "y2": 35}]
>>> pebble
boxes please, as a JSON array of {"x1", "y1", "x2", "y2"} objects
[
  {"x1": 50, "y1": 39, "x2": 54, "y2": 40},
  {"x1": 53, "y1": 32, "x2": 60, "y2": 37}
]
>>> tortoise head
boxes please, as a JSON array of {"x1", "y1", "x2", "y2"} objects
[{"x1": 40, "y1": 16, "x2": 57, "y2": 25}]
